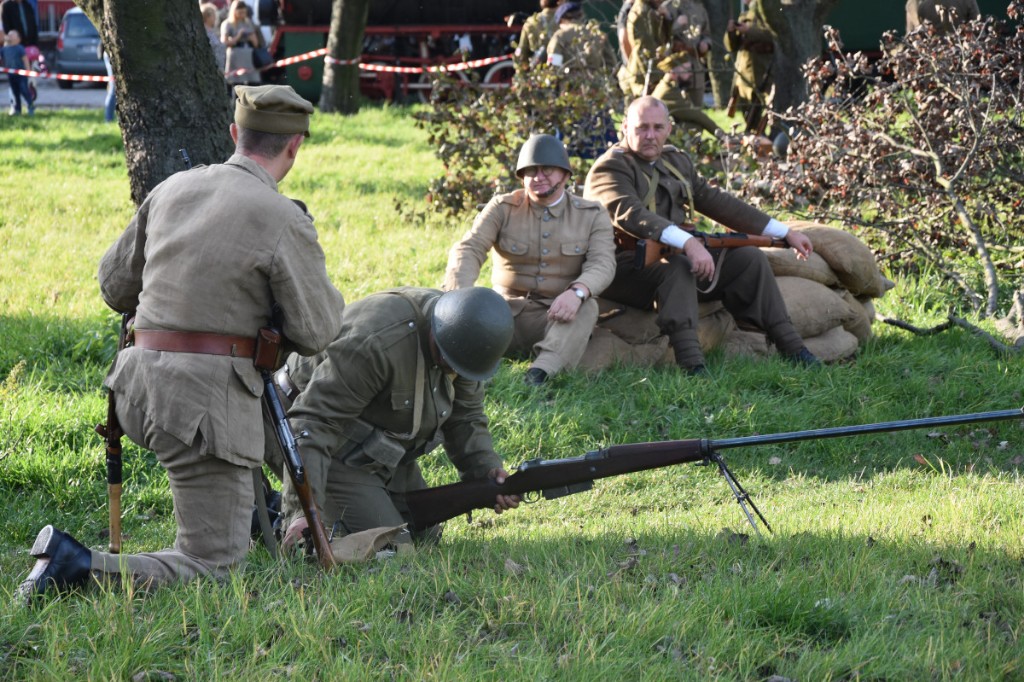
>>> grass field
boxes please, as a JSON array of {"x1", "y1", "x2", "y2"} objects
[{"x1": 1, "y1": 108, "x2": 1022, "y2": 681}]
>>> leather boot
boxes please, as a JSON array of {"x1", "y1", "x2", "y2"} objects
[{"x1": 17, "y1": 525, "x2": 94, "y2": 605}]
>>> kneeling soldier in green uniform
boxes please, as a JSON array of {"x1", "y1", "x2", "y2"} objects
[
  {"x1": 274, "y1": 287, "x2": 520, "y2": 546},
  {"x1": 18, "y1": 85, "x2": 345, "y2": 604}
]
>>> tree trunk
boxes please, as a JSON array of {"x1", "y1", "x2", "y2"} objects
[
  {"x1": 756, "y1": 0, "x2": 839, "y2": 116},
  {"x1": 76, "y1": 0, "x2": 234, "y2": 206},
  {"x1": 319, "y1": 0, "x2": 370, "y2": 114},
  {"x1": 703, "y1": 0, "x2": 736, "y2": 109}
]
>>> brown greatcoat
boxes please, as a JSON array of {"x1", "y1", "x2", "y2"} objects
[{"x1": 583, "y1": 143, "x2": 804, "y2": 366}]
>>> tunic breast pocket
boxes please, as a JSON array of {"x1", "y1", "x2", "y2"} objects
[
  {"x1": 561, "y1": 241, "x2": 589, "y2": 258},
  {"x1": 390, "y1": 389, "x2": 415, "y2": 413},
  {"x1": 497, "y1": 235, "x2": 531, "y2": 258}
]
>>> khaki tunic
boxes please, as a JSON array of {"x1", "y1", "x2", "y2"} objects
[
  {"x1": 95, "y1": 153, "x2": 344, "y2": 583},
  {"x1": 546, "y1": 19, "x2": 617, "y2": 72},
  {"x1": 282, "y1": 288, "x2": 502, "y2": 537},
  {"x1": 906, "y1": 0, "x2": 980, "y2": 33},
  {"x1": 515, "y1": 7, "x2": 559, "y2": 66},
  {"x1": 443, "y1": 190, "x2": 616, "y2": 375},
  {"x1": 583, "y1": 144, "x2": 803, "y2": 364}
]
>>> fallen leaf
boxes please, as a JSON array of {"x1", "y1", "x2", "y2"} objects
[{"x1": 505, "y1": 558, "x2": 526, "y2": 576}]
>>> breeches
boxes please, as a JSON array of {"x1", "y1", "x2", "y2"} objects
[
  {"x1": 91, "y1": 399, "x2": 254, "y2": 585},
  {"x1": 505, "y1": 297, "x2": 599, "y2": 375},
  {"x1": 601, "y1": 246, "x2": 801, "y2": 354}
]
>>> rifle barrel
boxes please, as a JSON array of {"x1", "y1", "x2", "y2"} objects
[{"x1": 706, "y1": 408, "x2": 1023, "y2": 452}]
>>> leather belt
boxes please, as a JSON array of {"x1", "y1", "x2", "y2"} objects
[{"x1": 132, "y1": 329, "x2": 256, "y2": 359}]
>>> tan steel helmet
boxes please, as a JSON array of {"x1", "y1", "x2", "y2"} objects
[
  {"x1": 515, "y1": 134, "x2": 571, "y2": 178},
  {"x1": 431, "y1": 287, "x2": 514, "y2": 381}
]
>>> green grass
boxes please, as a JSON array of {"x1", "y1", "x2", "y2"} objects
[{"x1": 1, "y1": 108, "x2": 1022, "y2": 681}]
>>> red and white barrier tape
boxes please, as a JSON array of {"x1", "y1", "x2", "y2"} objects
[
  {"x1": 5, "y1": 48, "x2": 513, "y2": 82},
  {"x1": 1, "y1": 65, "x2": 109, "y2": 82}
]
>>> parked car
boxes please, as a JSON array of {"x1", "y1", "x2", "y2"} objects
[{"x1": 54, "y1": 7, "x2": 104, "y2": 89}]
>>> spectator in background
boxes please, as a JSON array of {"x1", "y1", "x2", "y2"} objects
[
  {"x1": 201, "y1": 2, "x2": 227, "y2": 74},
  {"x1": 1, "y1": 0, "x2": 39, "y2": 48},
  {"x1": 98, "y1": 42, "x2": 115, "y2": 123},
  {"x1": 2, "y1": 29, "x2": 33, "y2": 115},
  {"x1": 221, "y1": 0, "x2": 260, "y2": 88}
]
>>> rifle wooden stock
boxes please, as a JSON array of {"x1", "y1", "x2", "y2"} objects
[
  {"x1": 726, "y1": 85, "x2": 739, "y2": 118},
  {"x1": 398, "y1": 407, "x2": 1024, "y2": 532},
  {"x1": 262, "y1": 370, "x2": 335, "y2": 570},
  {"x1": 615, "y1": 229, "x2": 789, "y2": 269},
  {"x1": 96, "y1": 312, "x2": 130, "y2": 554}
]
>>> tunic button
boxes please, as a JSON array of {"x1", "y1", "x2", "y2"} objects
[
  {"x1": 542, "y1": 248, "x2": 549, "y2": 255},
  {"x1": 404, "y1": 400, "x2": 411, "y2": 406},
  {"x1": 538, "y1": 276, "x2": 545, "y2": 281},
  {"x1": 408, "y1": 322, "x2": 415, "y2": 328},
  {"x1": 540, "y1": 262, "x2": 547, "y2": 268},
  {"x1": 542, "y1": 214, "x2": 552, "y2": 222},
  {"x1": 575, "y1": 247, "x2": 581, "y2": 253},
  {"x1": 543, "y1": 232, "x2": 550, "y2": 238},
  {"x1": 441, "y1": 410, "x2": 448, "y2": 417}
]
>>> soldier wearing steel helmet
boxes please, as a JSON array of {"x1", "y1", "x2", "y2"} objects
[
  {"x1": 273, "y1": 286, "x2": 520, "y2": 545},
  {"x1": 444, "y1": 134, "x2": 616, "y2": 386}
]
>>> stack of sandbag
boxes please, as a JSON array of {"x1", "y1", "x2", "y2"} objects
[{"x1": 578, "y1": 224, "x2": 893, "y2": 371}]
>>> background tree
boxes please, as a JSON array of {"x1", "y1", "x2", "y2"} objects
[
  {"x1": 76, "y1": 0, "x2": 234, "y2": 206},
  {"x1": 319, "y1": 0, "x2": 370, "y2": 114},
  {"x1": 756, "y1": 0, "x2": 840, "y2": 115}
]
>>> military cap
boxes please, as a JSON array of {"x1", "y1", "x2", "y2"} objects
[{"x1": 234, "y1": 84, "x2": 313, "y2": 137}]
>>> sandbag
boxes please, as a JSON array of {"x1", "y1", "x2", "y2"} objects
[
  {"x1": 698, "y1": 305, "x2": 737, "y2": 351},
  {"x1": 723, "y1": 328, "x2": 772, "y2": 358},
  {"x1": 788, "y1": 222, "x2": 893, "y2": 298},
  {"x1": 580, "y1": 326, "x2": 672, "y2": 371},
  {"x1": 763, "y1": 248, "x2": 839, "y2": 287},
  {"x1": 836, "y1": 289, "x2": 873, "y2": 342},
  {"x1": 595, "y1": 298, "x2": 662, "y2": 345},
  {"x1": 776, "y1": 276, "x2": 859, "y2": 339},
  {"x1": 802, "y1": 325, "x2": 859, "y2": 363}
]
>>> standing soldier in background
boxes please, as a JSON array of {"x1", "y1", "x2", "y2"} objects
[
  {"x1": 659, "y1": 0, "x2": 712, "y2": 108},
  {"x1": 905, "y1": 0, "x2": 980, "y2": 34},
  {"x1": 17, "y1": 85, "x2": 345, "y2": 604},
  {"x1": 622, "y1": 0, "x2": 721, "y2": 136},
  {"x1": 515, "y1": 0, "x2": 562, "y2": 68},
  {"x1": 724, "y1": 0, "x2": 775, "y2": 134},
  {"x1": 546, "y1": 2, "x2": 617, "y2": 72}
]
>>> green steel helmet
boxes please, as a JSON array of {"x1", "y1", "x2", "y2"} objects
[
  {"x1": 431, "y1": 287, "x2": 514, "y2": 382},
  {"x1": 515, "y1": 134, "x2": 572, "y2": 178}
]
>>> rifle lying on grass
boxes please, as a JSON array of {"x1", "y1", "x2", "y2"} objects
[
  {"x1": 614, "y1": 229, "x2": 789, "y2": 269},
  {"x1": 398, "y1": 407, "x2": 1023, "y2": 536},
  {"x1": 95, "y1": 312, "x2": 131, "y2": 553}
]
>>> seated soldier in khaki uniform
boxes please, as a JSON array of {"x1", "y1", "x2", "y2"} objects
[
  {"x1": 19, "y1": 85, "x2": 345, "y2": 604},
  {"x1": 444, "y1": 135, "x2": 616, "y2": 386},
  {"x1": 274, "y1": 287, "x2": 520, "y2": 546}
]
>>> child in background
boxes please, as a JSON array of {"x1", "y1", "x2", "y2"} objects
[{"x1": 1, "y1": 30, "x2": 34, "y2": 115}]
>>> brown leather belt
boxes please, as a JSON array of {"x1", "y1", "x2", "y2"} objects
[{"x1": 132, "y1": 329, "x2": 256, "y2": 359}]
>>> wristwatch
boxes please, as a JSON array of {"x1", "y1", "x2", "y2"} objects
[{"x1": 570, "y1": 286, "x2": 587, "y2": 301}]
